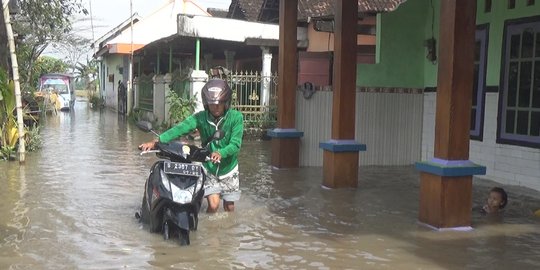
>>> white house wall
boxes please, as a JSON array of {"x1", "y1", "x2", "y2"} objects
[
  {"x1": 296, "y1": 91, "x2": 331, "y2": 167},
  {"x1": 422, "y1": 92, "x2": 540, "y2": 191},
  {"x1": 177, "y1": 14, "x2": 308, "y2": 43},
  {"x1": 109, "y1": 0, "x2": 210, "y2": 45},
  {"x1": 102, "y1": 55, "x2": 126, "y2": 110},
  {"x1": 297, "y1": 91, "x2": 423, "y2": 166}
]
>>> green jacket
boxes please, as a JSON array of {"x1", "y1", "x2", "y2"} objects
[{"x1": 159, "y1": 109, "x2": 244, "y2": 176}]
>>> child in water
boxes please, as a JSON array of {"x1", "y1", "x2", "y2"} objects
[{"x1": 482, "y1": 187, "x2": 508, "y2": 214}]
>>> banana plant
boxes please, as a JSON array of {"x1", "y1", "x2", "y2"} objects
[
  {"x1": 166, "y1": 90, "x2": 197, "y2": 129},
  {"x1": 0, "y1": 69, "x2": 21, "y2": 160}
]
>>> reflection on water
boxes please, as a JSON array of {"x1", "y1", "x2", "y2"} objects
[{"x1": 1, "y1": 101, "x2": 540, "y2": 269}]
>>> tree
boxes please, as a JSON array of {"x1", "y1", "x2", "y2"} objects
[
  {"x1": 50, "y1": 34, "x2": 91, "y2": 73},
  {"x1": 24, "y1": 55, "x2": 69, "y2": 90},
  {"x1": 12, "y1": 0, "x2": 88, "y2": 89},
  {"x1": 0, "y1": 0, "x2": 18, "y2": 70},
  {"x1": 35, "y1": 56, "x2": 69, "y2": 75},
  {"x1": 0, "y1": 3, "x2": 7, "y2": 70},
  {"x1": 48, "y1": 16, "x2": 96, "y2": 74},
  {"x1": 18, "y1": 51, "x2": 70, "y2": 91},
  {"x1": 73, "y1": 57, "x2": 97, "y2": 91}
]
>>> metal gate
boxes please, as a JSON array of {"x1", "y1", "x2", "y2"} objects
[
  {"x1": 226, "y1": 71, "x2": 278, "y2": 129},
  {"x1": 170, "y1": 69, "x2": 191, "y2": 99},
  {"x1": 138, "y1": 73, "x2": 154, "y2": 112}
]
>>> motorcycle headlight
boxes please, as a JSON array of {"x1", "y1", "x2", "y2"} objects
[{"x1": 171, "y1": 187, "x2": 193, "y2": 204}]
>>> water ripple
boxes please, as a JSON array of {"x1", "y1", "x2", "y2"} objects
[{"x1": 1, "y1": 105, "x2": 540, "y2": 269}]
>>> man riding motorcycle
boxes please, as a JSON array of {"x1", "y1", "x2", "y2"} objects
[{"x1": 139, "y1": 77, "x2": 244, "y2": 213}]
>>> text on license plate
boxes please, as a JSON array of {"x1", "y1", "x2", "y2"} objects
[{"x1": 163, "y1": 162, "x2": 202, "y2": 177}]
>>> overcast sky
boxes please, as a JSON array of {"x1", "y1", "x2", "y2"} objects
[{"x1": 44, "y1": 0, "x2": 231, "y2": 59}]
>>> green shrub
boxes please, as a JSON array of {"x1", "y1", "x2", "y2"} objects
[
  {"x1": 88, "y1": 92, "x2": 103, "y2": 109},
  {"x1": 26, "y1": 124, "x2": 42, "y2": 152},
  {"x1": 165, "y1": 90, "x2": 196, "y2": 129}
]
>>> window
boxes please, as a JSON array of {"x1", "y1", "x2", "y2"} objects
[
  {"x1": 471, "y1": 25, "x2": 489, "y2": 140},
  {"x1": 508, "y1": 0, "x2": 516, "y2": 9},
  {"x1": 498, "y1": 19, "x2": 540, "y2": 147},
  {"x1": 485, "y1": 0, "x2": 492, "y2": 13}
]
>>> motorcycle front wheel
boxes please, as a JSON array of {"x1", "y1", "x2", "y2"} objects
[
  {"x1": 163, "y1": 221, "x2": 170, "y2": 240},
  {"x1": 179, "y1": 229, "x2": 190, "y2": 246},
  {"x1": 142, "y1": 195, "x2": 161, "y2": 232}
]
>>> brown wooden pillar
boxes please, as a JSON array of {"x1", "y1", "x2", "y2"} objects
[
  {"x1": 268, "y1": 0, "x2": 303, "y2": 168},
  {"x1": 319, "y1": 0, "x2": 365, "y2": 188},
  {"x1": 415, "y1": 0, "x2": 486, "y2": 229}
]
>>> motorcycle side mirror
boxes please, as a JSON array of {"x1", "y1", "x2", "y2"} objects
[
  {"x1": 136, "y1": 120, "x2": 160, "y2": 137},
  {"x1": 205, "y1": 130, "x2": 225, "y2": 147},
  {"x1": 212, "y1": 130, "x2": 225, "y2": 141},
  {"x1": 136, "y1": 120, "x2": 153, "y2": 132}
]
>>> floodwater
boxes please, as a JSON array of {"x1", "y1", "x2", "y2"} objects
[{"x1": 1, "y1": 100, "x2": 540, "y2": 270}]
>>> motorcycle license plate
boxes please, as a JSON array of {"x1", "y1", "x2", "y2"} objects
[{"x1": 163, "y1": 161, "x2": 202, "y2": 177}]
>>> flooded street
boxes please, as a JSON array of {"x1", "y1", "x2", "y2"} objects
[{"x1": 1, "y1": 100, "x2": 540, "y2": 269}]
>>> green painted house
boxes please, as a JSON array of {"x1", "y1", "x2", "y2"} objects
[
  {"x1": 357, "y1": 0, "x2": 540, "y2": 190},
  {"x1": 272, "y1": 0, "x2": 539, "y2": 191}
]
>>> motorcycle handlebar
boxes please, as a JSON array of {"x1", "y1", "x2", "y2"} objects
[
  {"x1": 139, "y1": 148, "x2": 218, "y2": 164},
  {"x1": 140, "y1": 150, "x2": 160, "y2": 156},
  {"x1": 205, "y1": 156, "x2": 221, "y2": 163}
]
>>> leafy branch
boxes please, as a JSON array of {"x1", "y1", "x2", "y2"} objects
[{"x1": 165, "y1": 90, "x2": 196, "y2": 129}]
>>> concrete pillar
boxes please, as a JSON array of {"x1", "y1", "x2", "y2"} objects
[
  {"x1": 190, "y1": 70, "x2": 208, "y2": 113},
  {"x1": 133, "y1": 76, "x2": 139, "y2": 110},
  {"x1": 163, "y1": 73, "x2": 172, "y2": 123},
  {"x1": 261, "y1": 46, "x2": 272, "y2": 106},
  {"x1": 153, "y1": 74, "x2": 166, "y2": 123},
  {"x1": 100, "y1": 61, "x2": 106, "y2": 99}
]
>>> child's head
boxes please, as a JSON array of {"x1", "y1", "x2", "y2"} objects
[{"x1": 487, "y1": 187, "x2": 508, "y2": 211}]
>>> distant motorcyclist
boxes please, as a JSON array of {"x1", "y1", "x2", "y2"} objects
[{"x1": 139, "y1": 68, "x2": 243, "y2": 213}]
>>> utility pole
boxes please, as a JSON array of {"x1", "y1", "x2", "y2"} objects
[
  {"x1": 2, "y1": 0, "x2": 26, "y2": 163},
  {"x1": 89, "y1": 0, "x2": 98, "y2": 98},
  {"x1": 127, "y1": 0, "x2": 134, "y2": 115}
]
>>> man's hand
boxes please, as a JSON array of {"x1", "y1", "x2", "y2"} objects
[
  {"x1": 210, "y1": 151, "x2": 222, "y2": 163},
  {"x1": 139, "y1": 139, "x2": 158, "y2": 151}
]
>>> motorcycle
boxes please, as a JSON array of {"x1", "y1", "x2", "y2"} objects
[{"x1": 136, "y1": 122, "x2": 223, "y2": 245}]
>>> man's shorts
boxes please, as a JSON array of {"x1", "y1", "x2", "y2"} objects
[{"x1": 204, "y1": 165, "x2": 241, "y2": 202}]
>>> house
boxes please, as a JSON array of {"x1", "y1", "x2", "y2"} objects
[
  {"x1": 92, "y1": 0, "x2": 209, "y2": 114},
  {"x1": 226, "y1": 0, "x2": 402, "y2": 86},
  {"x1": 253, "y1": 0, "x2": 539, "y2": 229},
  {"x1": 92, "y1": 14, "x2": 142, "y2": 114},
  {"x1": 347, "y1": 0, "x2": 540, "y2": 191},
  {"x1": 130, "y1": 9, "x2": 307, "y2": 127},
  {"x1": 234, "y1": 0, "x2": 539, "y2": 192}
]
